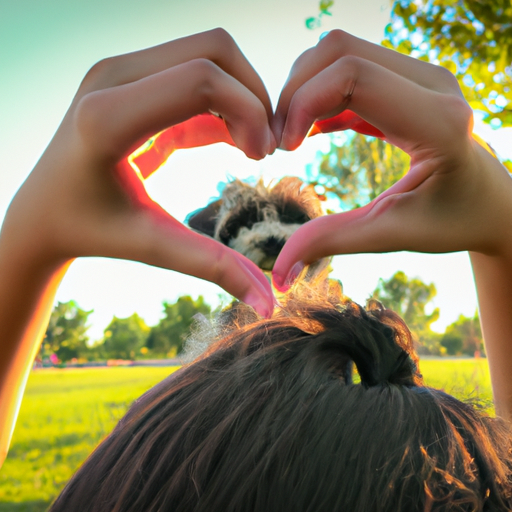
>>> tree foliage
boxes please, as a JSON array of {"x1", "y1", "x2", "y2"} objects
[
  {"x1": 441, "y1": 312, "x2": 483, "y2": 356},
  {"x1": 307, "y1": 133, "x2": 409, "y2": 210},
  {"x1": 41, "y1": 301, "x2": 92, "y2": 362},
  {"x1": 147, "y1": 296, "x2": 211, "y2": 356},
  {"x1": 101, "y1": 313, "x2": 150, "y2": 360},
  {"x1": 372, "y1": 271, "x2": 440, "y2": 353},
  {"x1": 384, "y1": 0, "x2": 512, "y2": 128}
]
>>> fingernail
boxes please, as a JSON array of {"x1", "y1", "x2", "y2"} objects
[
  {"x1": 241, "y1": 291, "x2": 273, "y2": 318},
  {"x1": 267, "y1": 128, "x2": 277, "y2": 155},
  {"x1": 239, "y1": 257, "x2": 272, "y2": 293},
  {"x1": 271, "y1": 114, "x2": 284, "y2": 147},
  {"x1": 278, "y1": 126, "x2": 288, "y2": 150},
  {"x1": 273, "y1": 261, "x2": 305, "y2": 293}
]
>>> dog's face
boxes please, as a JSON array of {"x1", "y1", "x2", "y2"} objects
[{"x1": 187, "y1": 177, "x2": 324, "y2": 271}]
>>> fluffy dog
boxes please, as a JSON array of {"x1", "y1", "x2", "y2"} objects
[{"x1": 187, "y1": 177, "x2": 325, "y2": 271}]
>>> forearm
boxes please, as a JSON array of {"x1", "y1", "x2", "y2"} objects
[
  {"x1": 470, "y1": 251, "x2": 512, "y2": 422},
  {"x1": 0, "y1": 203, "x2": 71, "y2": 467},
  {"x1": 468, "y1": 144, "x2": 512, "y2": 421}
]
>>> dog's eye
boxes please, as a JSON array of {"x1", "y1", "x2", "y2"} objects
[
  {"x1": 218, "y1": 203, "x2": 264, "y2": 244},
  {"x1": 278, "y1": 201, "x2": 311, "y2": 224}
]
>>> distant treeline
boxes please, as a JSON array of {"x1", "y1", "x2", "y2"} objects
[{"x1": 39, "y1": 271, "x2": 483, "y2": 364}]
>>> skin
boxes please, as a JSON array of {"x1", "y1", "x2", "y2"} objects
[
  {"x1": 0, "y1": 28, "x2": 276, "y2": 467},
  {"x1": 0, "y1": 28, "x2": 511, "y2": 469},
  {"x1": 271, "y1": 29, "x2": 512, "y2": 421}
]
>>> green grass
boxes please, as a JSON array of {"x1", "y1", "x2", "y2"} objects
[
  {"x1": 420, "y1": 358, "x2": 493, "y2": 408},
  {"x1": 0, "y1": 359, "x2": 493, "y2": 511},
  {"x1": 0, "y1": 367, "x2": 177, "y2": 510}
]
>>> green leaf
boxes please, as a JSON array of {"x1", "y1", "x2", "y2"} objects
[
  {"x1": 305, "y1": 16, "x2": 321, "y2": 29},
  {"x1": 503, "y1": 160, "x2": 512, "y2": 175},
  {"x1": 384, "y1": 0, "x2": 512, "y2": 127}
]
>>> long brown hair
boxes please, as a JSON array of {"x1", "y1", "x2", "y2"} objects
[{"x1": 50, "y1": 278, "x2": 512, "y2": 511}]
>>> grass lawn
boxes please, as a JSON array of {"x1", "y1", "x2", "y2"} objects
[
  {"x1": 0, "y1": 359, "x2": 493, "y2": 511},
  {"x1": 0, "y1": 366, "x2": 177, "y2": 511}
]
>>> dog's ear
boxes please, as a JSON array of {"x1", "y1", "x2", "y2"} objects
[
  {"x1": 271, "y1": 177, "x2": 324, "y2": 221},
  {"x1": 186, "y1": 199, "x2": 223, "y2": 237}
]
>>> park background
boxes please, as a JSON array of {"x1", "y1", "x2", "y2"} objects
[{"x1": 0, "y1": 0, "x2": 511, "y2": 509}]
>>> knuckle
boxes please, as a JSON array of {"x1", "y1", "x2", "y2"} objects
[
  {"x1": 321, "y1": 28, "x2": 347, "y2": 46},
  {"x1": 78, "y1": 57, "x2": 118, "y2": 92},
  {"x1": 318, "y1": 29, "x2": 351, "y2": 53},
  {"x1": 333, "y1": 55, "x2": 362, "y2": 95},
  {"x1": 435, "y1": 65, "x2": 461, "y2": 91},
  {"x1": 441, "y1": 95, "x2": 474, "y2": 135},
  {"x1": 191, "y1": 56, "x2": 220, "y2": 74},
  {"x1": 73, "y1": 90, "x2": 115, "y2": 153},
  {"x1": 188, "y1": 58, "x2": 222, "y2": 102},
  {"x1": 209, "y1": 27, "x2": 234, "y2": 46},
  {"x1": 337, "y1": 54, "x2": 362, "y2": 71},
  {"x1": 74, "y1": 91, "x2": 103, "y2": 140},
  {"x1": 207, "y1": 27, "x2": 237, "y2": 58},
  {"x1": 208, "y1": 245, "x2": 234, "y2": 288}
]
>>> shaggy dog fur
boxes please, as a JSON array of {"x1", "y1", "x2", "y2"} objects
[{"x1": 187, "y1": 177, "x2": 325, "y2": 271}]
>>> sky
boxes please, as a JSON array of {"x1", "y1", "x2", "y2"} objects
[{"x1": 1, "y1": 0, "x2": 511, "y2": 341}]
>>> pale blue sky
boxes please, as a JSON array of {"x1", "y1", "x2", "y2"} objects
[{"x1": 1, "y1": 0, "x2": 510, "y2": 340}]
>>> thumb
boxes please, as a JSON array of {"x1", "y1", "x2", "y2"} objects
[
  {"x1": 272, "y1": 160, "x2": 440, "y2": 291},
  {"x1": 272, "y1": 202, "x2": 402, "y2": 292},
  {"x1": 102, "y1": 202, "x2": 275, "y2": 317}
]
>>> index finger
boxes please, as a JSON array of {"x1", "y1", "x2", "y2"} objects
[
  {"x1": 274, "y1": 30, "x2": 462, "y2": 139},
  {"x1": 280, "y1": 56, "x2": 472, "y2": 153},
  {"x1": 78, "y1": 28, "x2": 273, "y2": 122}
]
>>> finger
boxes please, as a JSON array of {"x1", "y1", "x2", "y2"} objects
[
  {"x1": 271, "y1": 208, "x2": 371, "y2": 292},
  {"x1": 273, "y1": 29, "x2": 461, "y2": 142},
  {"x1": 75, "y1": 59, "x2": 274, "y2": 163},
  {"x1": 100, "y1": 202, "x2": 275, "y2": 318},
  {"x1": 79, "y1": 28, "x2": 273, "y2": 122},
  {"x1": 272, "y1": 155, "x2": 488, "y2": 292},
  {"x1": 271, "y1": 196, "x2": 427, "y2": 293},
  {"x1": 279, "y1": 56, "x2": 472, "y2": 152}
]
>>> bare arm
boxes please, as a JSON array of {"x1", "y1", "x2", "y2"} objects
[
  {"x1": 0, "y1": 227, "x2": 69, "y2": 465},
  {"x1": 0, "y1": 29, "x2": 276, "y2": 467},
  {"x1": 471, "y1": 252, "x2": 512, "y2": 421},
  {"x1": 469, "y1": 147, "x2": 512, "y2": 419}
]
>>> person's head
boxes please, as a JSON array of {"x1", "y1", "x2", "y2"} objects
[{"x1": 50, "y1": 277, "x2": 512, "y2": 512}]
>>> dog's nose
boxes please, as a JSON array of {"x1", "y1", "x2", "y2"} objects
[{"x1": 259, "y1": 236, "x2": 285, "y2": 257}]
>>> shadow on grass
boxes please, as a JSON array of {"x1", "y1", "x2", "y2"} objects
[{"x1": 0, "y1": 500, "x2": 52, "y2": 512}]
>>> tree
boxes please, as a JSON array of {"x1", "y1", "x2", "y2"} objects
[
  {"x1": 383, "y1": 0, "x2": 512, "y2": 128},
  {"x1": 442, "y1": 313, "x2": 483, "y2": 356},
  {"x1": 440, "y1": 334, "x2": 464, "y2": 356},
  {"x1": 372, "y1": 271, "x2": 440, "y2": 354},
  {"x1": 101, "y1": 313, "x2": 150, "y2": 360},
  {"x1": 146, "y1": 296, "x2": 211, "y2": 356},
  {"x1": 306, "y1": 132, "x2": 410, "y2": 210},
  {"x1": 41, "y1": 301, "x2": 92, "y2": 362}
]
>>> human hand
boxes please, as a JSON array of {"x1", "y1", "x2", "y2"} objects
[
  {"x1": 271, "y1": 30, "x2": 512, "y2": 290},
  {"x1": 7, "y1": 28, "x2": 276, "y2": 316}
]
